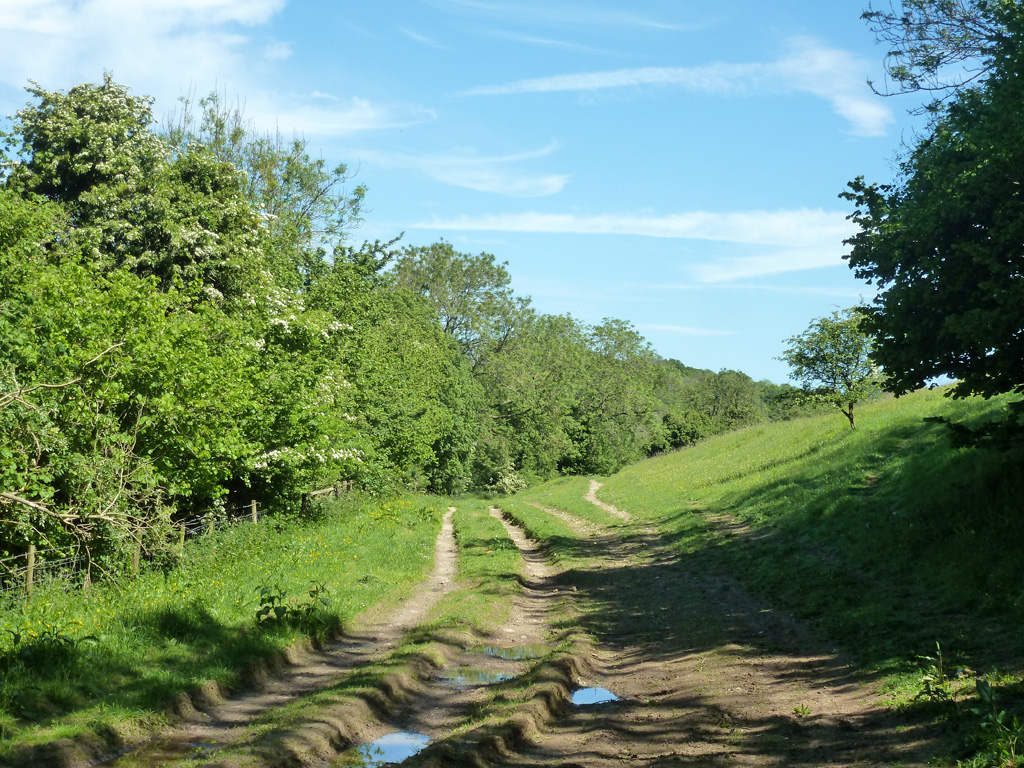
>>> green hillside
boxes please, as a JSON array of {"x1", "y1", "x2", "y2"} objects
[{"x1": 597, "y1": 387, "x2": 1024, "y2": 666}]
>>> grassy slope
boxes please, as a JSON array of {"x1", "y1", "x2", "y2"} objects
[{"x1": 593, "y1": 387, "x2": 1024, "y2": 676}]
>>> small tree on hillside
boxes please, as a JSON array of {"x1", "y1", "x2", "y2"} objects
[{"x1": 778, "y1": 308, "x2": 883, "y2": 429}]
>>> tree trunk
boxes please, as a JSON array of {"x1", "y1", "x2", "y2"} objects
[{"x1": 843, "y1": 402, "x2": 856, "y2": 429}]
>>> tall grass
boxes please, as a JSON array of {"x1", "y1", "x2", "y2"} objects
[{"x1": 0, "y1": 495, "x2": 442, "y2": 755}]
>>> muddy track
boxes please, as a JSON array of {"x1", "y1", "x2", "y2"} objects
[
  {"x1": 470, "y1": 484, "x2": 941, "y2": 768},
  {"x1": 79, "y1": 486, "x2": 942, "y2": 768},
  {"x1": 98, "y1": 505, "x2": 577, "y2": 768}
]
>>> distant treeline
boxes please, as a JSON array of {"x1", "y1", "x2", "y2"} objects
[{"x1": 0, "y1": 76, "x2": 809, "y2": 564}]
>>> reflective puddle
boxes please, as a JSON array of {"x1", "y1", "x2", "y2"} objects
[
  {"x1": 344, "y1": 731, "x2": 430, "y2": 767},
  {"x1": 441, "y1": 666, "x2": 517, "y2": 686},
  {"x1": 470, "y1": 644, "x2": 548, "y2": 660},
  {"x1": 572, "y1": 686, "x2": 619, "y2": 705}
]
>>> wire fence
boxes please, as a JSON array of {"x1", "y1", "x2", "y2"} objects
[
  {"x1": 0, "y1": 483, "x2": 356, "y2": 603},
  {"x1": 0, "y1": 499, "x2": 266, "y2": 601}
]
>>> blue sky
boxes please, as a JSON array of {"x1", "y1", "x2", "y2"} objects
[{"x1": 0, "y1": 1, "x2": 923, "y2": 382}]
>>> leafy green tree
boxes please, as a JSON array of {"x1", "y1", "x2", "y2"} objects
[
  {"x1": 566, "y1": 319, "x2": 661, "y2": 474},
  {"x1": 2, "y1": 76, "x2": 268, "y2": 297},
  {"x1": 844, "y1": 3, "x2": 1024, "y2": 401},
  {"x1": 390, "y1": 241, "x2": 530, "y2": 371},
  {"x1": 165, "y1": 90, "x2": 366, "y2": 289},
  {"x1": 779, "y1": 308, "x2": 883, "y2": 429}
]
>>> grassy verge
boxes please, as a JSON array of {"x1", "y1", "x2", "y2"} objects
[
  {"x1": 0, "y1": 495, "x2": 443, "y2": 760},
  {"x1": 427, "y1": 500, "x2": 522, "y2": 635}
]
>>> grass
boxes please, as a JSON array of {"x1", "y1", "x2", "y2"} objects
[
  {"x1": 584, "y1": 387, "x2": 1024, "y2": 766},
  {"x1": 428, "y1": 500, "x2": 523, "y2": 635},
  {"x1": 0, "y1": 494, "x2": 443, "y2": 759},
  {"x1": 597, "y1": 388, "x2": 1024, "y2": 667},
  {"x1": 516, "y1": 476, "x2": 622, "y2": 528}
]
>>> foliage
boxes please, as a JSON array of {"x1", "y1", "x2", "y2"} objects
[
  {"x1": 778, "y1": 307, "x2": 884, "y2": 428},
  {"x1": 390, "y1": 241, "x2": 529, "y2": 371},
  {"x1": 861, "y1": 0, "x2": 1007, "y2": 106},
  {"x1": 845, "y1": 3, "x2": 1024, "y2": 409},
  {"x1": 164, "y1": 89, "x2": 366, "y2": 289},
  {"x1": 962, "y1": 679, "x2": 1024, "y2": 767}
]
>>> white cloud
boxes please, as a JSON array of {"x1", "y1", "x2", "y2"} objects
[
  {"x1": 244, "y1": 97, "x2": 437, "y2": 137},
  {"x1": 688, "y1": 247, "x2": 848, "y2": 283},
  {"x1": 416, "y1": 209, "x2": 854, "y2": 246},
  {"x1": 0, "y1": 1, "x2": 435, "y2": 139},
  {"x1": 459, "y1": 37, "x2": 894, "y2": 136},
  {"x1": 644, "y1": 324, "x2": 735, "y2": 337},
  {"x1": 429, "y1": 0, "x2": 693, "y2": 31},
  {"x1": 461, "y1": 64, "x2": 759, "y2": 97},
  {"x1": 361, "y1": 143, "x2": 568, "y2": 197},
  {"x1": 485, "y1": 31, "x2": 616, "y2": 55},
  {"x1": 263, "y1": 41, "x2": 292, "y2": 60}
]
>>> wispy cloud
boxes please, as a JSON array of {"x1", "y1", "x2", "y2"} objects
[
  {"x1": 416, "y1": 209, "x2": 854, "y2": 247},
  {"x1": 428, "y1": 0, "x2": 693, "y2": 31},
  {"x1": 688, "y1": 248, "x2": 849, "y2": 283},
  {"x1": 401, "y1": 27, "x2": 449, "y2": 50},
  {"x1": 263, "y1": 41, "x2": 292, "y2": 60},
  {"x1": 652, "y1": 282, "x2": 872, "y2": 299},
  {"x1": 459, "y1": 37, "x2": 893, "y2": 136},
  {"x1": 361, "y1": 143, "x2": 568, "y2": 196},
  {"x1": 644, "y1": 324, "x2": 736, "y2": 336},
  {"x1": 485, "y1": 30, "x2": 614, "y2": 55},
  {"x1": 414, "y1": 208, "x2": 857, "y2": 281}
]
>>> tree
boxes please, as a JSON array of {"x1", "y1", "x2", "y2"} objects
[
  {"x1": 779, "y1": 309, "x2": 883, "y2": 429},
  {"x1": 843, "y1": 4, "x2": 1024, "y2": 401},
  {"x1": 861, "y1": 0, "x2": 1007, "y2": 107},
  {"x1": 389, "y1": 241, "x2": 530, "y2": 371},
  {"x1": 2, "y1": 76, "x2": 268, "y2": 298},
  {"x1": 165, "y1": 90, "x2": 366, "y2": 289}
]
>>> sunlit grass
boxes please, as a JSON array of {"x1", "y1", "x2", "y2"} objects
[
  {"x1": 518, "y1": 475, "x2": 621, "y2": 528},
  {"x1": 0, "y1": 495, "x2": 442, "y2": 755},
  {"x1": 596, "y1": 388, "x2": 1024, "y2": 666}
]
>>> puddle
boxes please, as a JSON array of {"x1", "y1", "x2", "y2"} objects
[
  {"x1": 571, "y1": 686, "x2": 619, "y2": 705},
  {"x1": 341, "y1": 731, "x2": 430, "y2": 767},
  {"x1": 99, "y1": 738, "x2": 220, "y2": 766},
  {"x1": 470, "y1": 644, "x2": 548, "y2": 660},
  {"x1": 441, "y1": 666, "x2": 517, "y2": 686}
]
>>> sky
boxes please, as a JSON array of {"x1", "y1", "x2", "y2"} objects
[{"x1": 0, "y1": 0, "x2": 926, "y2": 383}]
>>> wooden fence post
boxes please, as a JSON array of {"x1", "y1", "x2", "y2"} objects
[
  {"x1": 178, "y1": 524, "x2": 186, "y2": 556},
  {"x1": 250, "y1": 499, "x2": 258, "y2": 524},
  {"x1": 25, "y1": 545, "x2": 35, "y2": 600},
  {"x1": 132, "y1": 539, "x2": 141, "y2": 577},
  {"x1": 301, "y1": 492, "x2": 309, "y2": 518}
]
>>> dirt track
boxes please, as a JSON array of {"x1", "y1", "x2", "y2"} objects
[{"x1": 92, "y1": 488, "x2": 940, "y2": 768}]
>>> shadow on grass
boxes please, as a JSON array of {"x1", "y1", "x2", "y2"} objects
[
  {"x1": 511, "y1": 411, "x2": 1024, "y2": 764},
  {"x1": 0, "y1": 602, "x2": 289, "y2": 732}
]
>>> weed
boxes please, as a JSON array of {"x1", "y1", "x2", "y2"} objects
[
  {"x1": 255, "y1": 582, "x2": 334, "y2": 637},
  {"x1": 793, "y1": 704, "x2": 811, "y2": 717},
  {"x1": 960, "y1": 680, "x2": 1024, "y2": 767}
]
